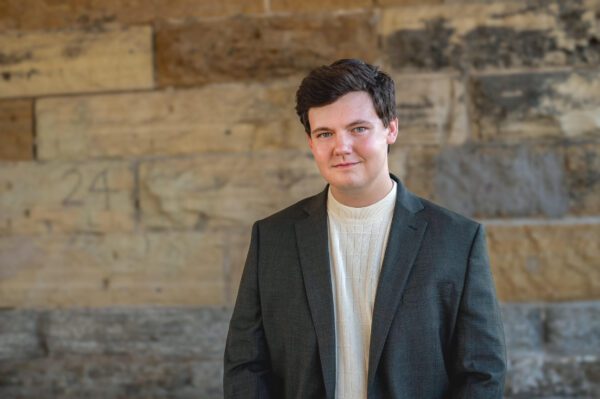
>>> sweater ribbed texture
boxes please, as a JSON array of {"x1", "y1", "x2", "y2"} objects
[{"x1": 327, "y1": 182, "x2": 397, "y2": 399}]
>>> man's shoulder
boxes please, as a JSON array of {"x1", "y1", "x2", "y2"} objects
[
  {"x1": 414, "y1": 193, "x2": 481, "y2": 234},
  {"x1": 393, "y1": 175, "x2": 480, "y2": 234},
  {"x1": 256, "y1": 190, "x2": 324, "y2": 227}
]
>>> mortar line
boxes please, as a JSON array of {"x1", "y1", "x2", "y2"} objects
[{"x1": 480, "y1": 216, "x2": 600, "y2": 226}]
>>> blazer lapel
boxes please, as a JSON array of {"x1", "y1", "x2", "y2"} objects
[
  {"x1": 367, "y1": 178, "x2": 428, "y2": 387},
  {"x1": 295, "y1": 189, "x2": 336, "y2": 399}
]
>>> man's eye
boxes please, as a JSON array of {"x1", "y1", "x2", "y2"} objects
[
  {"x1": 316, "y1": 132, "x2": 333, "y2": 138},
  {"x1": 353, "y1": 127, "x2": 367, "y2": 133}
]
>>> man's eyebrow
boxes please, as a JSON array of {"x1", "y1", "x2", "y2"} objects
[
  {"x1": 347, "y1": 119, "x2": 373, "y2": 128},
  {"x1": 310, "y1": 119, "x2": 373, "y2": 134},
  {"x1": 310, "y1": 120, "x2": 374, "y2": 135},
  {"x1": 310, "y1": 126, "x2": 331, "y2": 135}
]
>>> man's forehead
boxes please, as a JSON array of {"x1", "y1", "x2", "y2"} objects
[{"x1": 307, "y1": 91, "x2": 379, "y2": 126}]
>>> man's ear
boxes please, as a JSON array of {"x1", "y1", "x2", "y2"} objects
[{"x1": 386, "y1": 118, "x2": 399, "y2": 144}]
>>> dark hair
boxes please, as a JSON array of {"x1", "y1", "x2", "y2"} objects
[{"x1": 295, "y1": 59, "x2": 396, "y2": 135}]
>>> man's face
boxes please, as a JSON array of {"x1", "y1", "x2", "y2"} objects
[{"x1": 307, "y1": 91, "x2": 398, "y2": 206}]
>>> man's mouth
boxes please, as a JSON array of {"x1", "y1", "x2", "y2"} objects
[{"x1": 333, "y1": 162, "x2": 359, "y2": 168}]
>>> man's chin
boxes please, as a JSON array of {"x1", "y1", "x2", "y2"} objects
[{"x1": 327, "y1": 179, "x2": 364, "y2": 194}]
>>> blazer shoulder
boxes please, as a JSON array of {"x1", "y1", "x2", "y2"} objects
[
  {"x1": 418, "y1": 195, "x2": 481, "y2": 233},
  {"x1": 396, "y1": 176, "x2": 480, "y2": 234},
  {"x1": 256, "y1": 191, "x2": 322, "y2": 227}
]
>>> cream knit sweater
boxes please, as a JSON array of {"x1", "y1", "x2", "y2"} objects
[{"x1": 327, "y1": 182, "x2": 397, "y2": 399}]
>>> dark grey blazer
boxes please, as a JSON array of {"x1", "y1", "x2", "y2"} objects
[{"x1": 224, "y1": 176, "x2": 506, "y2": 398}]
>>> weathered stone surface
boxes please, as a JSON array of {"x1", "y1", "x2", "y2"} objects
[
  {"x1": 404, "y1": 146, "x2": 439, "y2": 201},
  {"x1": 191, "y1": 360, "x2": 224, "y2": 399},
  {"x1": 139, "y1": 147, "x2": 406, "y2": 232},
  {"x1": 546, "y1": 302, "x2": 600, "y2": 355},
  {"x1": 388, "y1": 146, "x2": 409, "y2": 180},
  {"x1": 0, "y1": 356, "x2": 223, "y2": 399},
  {"x1": 393, "y1": 73, "x2": 468, "y2": 146},
  {"x1": 470, "y1": 69, "x2": 600, "y2": 141},
  {"x1": 378, "y1": 0, "x2": 443, "y2": 5},
  {"x1": 0, "y1": 310, "x2": 44, "y2": 361},
  {"x1": 380, "y1": 1, "x2": 600, "y2": 71},
  {"x1": 434, "y1": 140, "x2": 600, "y2": 217},
  {"x1": 0, "y1": 0, "x2": 263, "y2": 31},
  {"x1": 224, "y1": 227, "x2": 253, "y2": 305},
  {"x1": 140, "y1": 146, "x2": 405, "y2": 228},
  {"x1": 0, "y1": 160, "x2": 134, "y2": 235},
  {"x1": 271, "y1": 0, "x2": 371, "y2": 12},
  {"x1": 506, "y1": 354, "x2": 600, "y2": 397},
  {"x1": 486, "y1": 223, "x2": 600, "y2": 302},
  {"x1": 156, "y1": 13, "x2": 377, "y2": 86},
  {"x1": 436, "y1": 144, "x2": 569, "y2": 218},
  {"x1": 36, "y1": 80, "x2": 307, "y2": 160},
  {"x1": 0, "y1": 231, "x2": 227, "y2": 308},
  {"x1": 0, "y1": 27, "x2": 153, "y2": 98},
  {"x1": 565, "y1": 140, "x2": 600, "y2": 215},
  {"x1": 0, "y1": 99, "x2": 33, "y2": 161},
  {"x1": 500, "y1": 303, "x2": 544, "y2": 354},
  {"x1": 45, "y1": 308, "x2": 232, "y2": 358},
  {"x1": 139, "y1": 151, "x2": 325, "y2": 229}
]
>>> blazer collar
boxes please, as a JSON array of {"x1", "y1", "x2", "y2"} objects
[
  {"x1": 295, "y1": 187, "x2": 335, "y2": 398},
  {"x1": 295, "y1": 175, "x2": 428, "y2": 396},
  {"x1": 368, "y1": 175, "x2": 428, "y2": 387}
]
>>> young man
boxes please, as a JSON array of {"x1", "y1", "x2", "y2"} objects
[{"x1": 224, "y1": 59, "x2": 506, "y2": 398}]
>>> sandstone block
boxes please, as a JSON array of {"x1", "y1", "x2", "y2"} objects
[
  {"x1": 0, "y1": 0, "x2": 264, "y2": 31},
  {"x1": 0, "y1": 355, "x2": 223, "y2": 399},
  {"x1": 156, "y1": 13, "x2": 377, "y2": 86},
  {"x1": 0, "y1": 310, "x2": 44, "y2": 361},
  {"x1": 404, "y1": 146, "x2": 439, "y2": 201},
  {"x1": 393, "y1": 73, "x2": 468, "y2": 146},
  {"x1": 486, "y1": 223, "x2": 600, "y2": 302},
  {"x1": 436, "y1": 143, "x2": 569, "y2": 218},
  {"x1": 470, "y1": 69, "x2": 600, "y2": 141},
  {"x1": 270, "y1": 0, "x2": 371, "y2": 12},
  {"x1": 191, "y1": 360, "x2": 224, "y2": 399},
  {"x1": 139, "y1": 146, "x2": 404, "y2": 304},
  {"x1": 500, "y1": 303, "x2": 543, "y2": 354},
  {"x1": 139, "y1": 151, "x2": 325, "y2": 230},
  {"x1": 45, "y1": 307, "x2": 232, "y2": 358},
  {"x1": 0, "y1": 160, "x2": 134, "y2": 235},
  {"x1": 36, "y1": 80, "x2": 307, "y2": 160},
  {"x1": 224, "y1": 227, "x2": 253, "y2": 305},
  {"x1": 565, "y1": 140, "x2": 600, "y2": 215},
  {"x1": 0, "y1": 99, "x2": 33, "y2": 161},
  {"x1": 0, "y1": 27, "x2": 153, "y2": 98},
  {"x1": 380, "y1": 1, "x2": 600, "y2": 71},
  {"x1": 506, "y1": 354, "x2": 600, "y2": 397},
  {"x1": 435, "y1": 141, "x2": 600, "y2": 218},
  {"x1": 378, "y1": 0, "x2": 443, "y2": 5},
  {"x1": 388, "y1": 146, "x2": 409, "y2": 181},
  {"x1": 545, "y1": 302, "x2": 600, "y2": 355},
  {"x1": 0, "y1": 231, "x2": 227, "y2": 308}
]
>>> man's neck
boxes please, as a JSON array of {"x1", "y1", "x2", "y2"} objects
[{"x1": 330, "y1": 175, "x2": 394, "y2": 208}]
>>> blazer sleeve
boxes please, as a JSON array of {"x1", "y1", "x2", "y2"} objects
[
  {"x1": 223, "y1": 222, "x2": 272, "y2": 398},
  {"x1": 448, "y1": 224, "x2": 507, "y2": 398}
]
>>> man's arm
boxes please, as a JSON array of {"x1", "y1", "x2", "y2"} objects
[
  {"x1": 449, "y1": 224, "x2": 507, "y2": 398},
  {"x1": 224, "y1": 222, "x2": 272, "y2": 398}
]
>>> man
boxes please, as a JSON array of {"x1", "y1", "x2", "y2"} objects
[{"x1": 224, "y1": 59, "x2": 506, "y2": 398}]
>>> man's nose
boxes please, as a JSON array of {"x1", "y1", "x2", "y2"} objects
[{"x1": 333, "y1": 132, "x2": 352, "y2": 154}]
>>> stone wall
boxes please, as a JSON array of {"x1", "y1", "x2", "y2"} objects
[{"x1": 0, "y1": 0, "x2": 598, "y2": 397}]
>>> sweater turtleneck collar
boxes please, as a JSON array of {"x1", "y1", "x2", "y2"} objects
[{"x1": 327, "y1": 181, "x2": 397, "y2": 222}]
